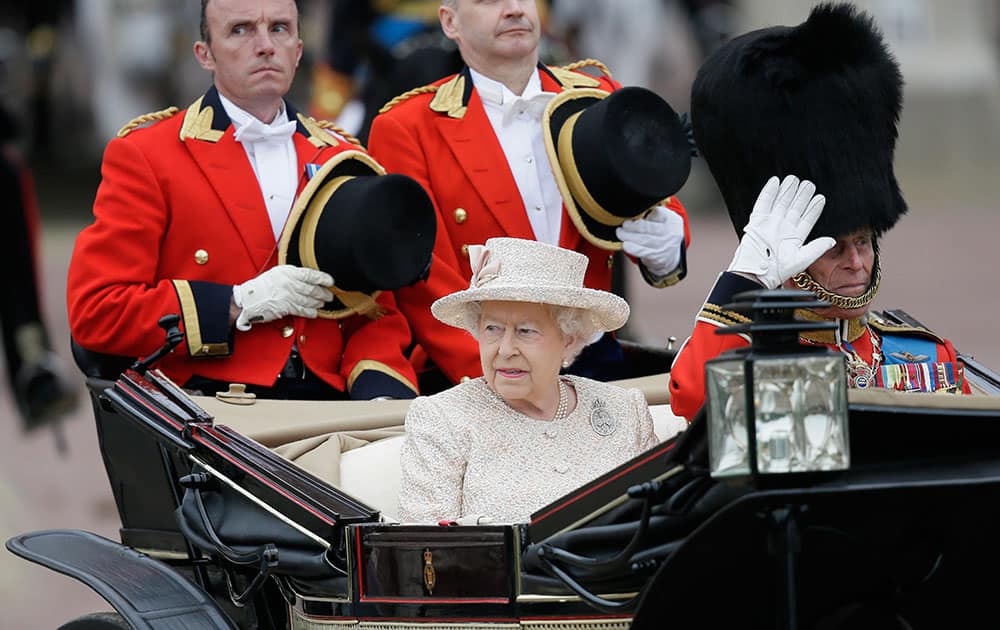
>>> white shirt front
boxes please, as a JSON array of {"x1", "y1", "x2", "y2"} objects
[
  {"x1": 219, "y1": 94, "x2": 298, "y2": 241},
  {"x1": 470, "y1": 68, "x2": 563, "y2": 246}
]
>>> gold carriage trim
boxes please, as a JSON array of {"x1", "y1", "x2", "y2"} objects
[
  {"x1": 117, "y1": 106, "x2": 180, "y2": 138},
  {"x1": 347, "y1": 360, "x2": 418, "y2": 396},
  {"x1": 179, "y1": 96, "x2": 225, "y2": 143},
  {"x1": 378, "y1": 84, "x2": 441, "y2": 115}
]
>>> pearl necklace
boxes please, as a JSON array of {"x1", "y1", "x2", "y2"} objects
[{"x1": 553, "y1": 379, "x2": 569, "y2": 421}]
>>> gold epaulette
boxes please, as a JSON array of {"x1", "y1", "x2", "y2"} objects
[
  {"x1": 310, "y1": 117, "x2": 362, "y2": 147},
  {"x1": 378, "y1": 84, "x2": 441, "y2": 115},
  {"x1": 869, "y1": 314, "x2": 945, "y2": 344},
  {"x1": 562, "y1": 58, "x2": 613, "y2": 80},
  {"x1": 116, "y1": 106, "x2": 180, "y2": 138}
]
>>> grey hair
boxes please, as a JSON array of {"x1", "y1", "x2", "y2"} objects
[
  {"x1": 441, "y1": 0, "x2": 457, "y2": 7},
  {"x1": 462, "y1": 302, "x2": 597, "y2": 365}
]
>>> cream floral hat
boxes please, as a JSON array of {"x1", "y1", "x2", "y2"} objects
[{"x1": 431, "y1": 238, "x2": 630, "y2": 333}]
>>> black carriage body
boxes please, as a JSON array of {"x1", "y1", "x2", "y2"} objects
[
  {"x1": 91, "y1": 368, "x2": 638, "y2": 628},
  {"x1": 13, "y1": 325, "x2": 1000, "y2": 629}
]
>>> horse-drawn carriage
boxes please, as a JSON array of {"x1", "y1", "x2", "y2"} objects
[{"x1": 9, "y1": 301, "x2": 1000, "y2": 629}]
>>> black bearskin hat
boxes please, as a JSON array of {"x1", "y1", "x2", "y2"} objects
[{"x1": 691, "y1": 3, "x2": 906, "y2": 240}]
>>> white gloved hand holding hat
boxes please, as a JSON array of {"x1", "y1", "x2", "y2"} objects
[
  {"x1": 616, "y1": 205, "x2": 686, "y2": 278},
  {"x1": 232, "y1": 265, "x2": 335, "y2": 331}
]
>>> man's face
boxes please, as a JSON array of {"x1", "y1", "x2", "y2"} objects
[
  {"x1": 194, "y1": 0, "x2": 302, "y2": 120},
  {"x1": 440, "y1": 0, "x2": 541, "y2": 71},
  {"x1": 806, "y1": 229, "x2": 876, "y2": 319}
]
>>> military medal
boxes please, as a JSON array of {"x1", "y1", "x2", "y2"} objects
[
  {"x1": 840, "y1": 329, "x2": 882, "y2": 390},
  {"x1": 846, "y1": 359, "x2": 874, "y2": 389}
]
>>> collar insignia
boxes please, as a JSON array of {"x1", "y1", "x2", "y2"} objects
[
  {"x1": 179, "y1": 96, "x2": 225, "y2": 143},
  {"x1": 429, "y1": 74, "x2": 469, "y2": 119},
  {"x1": 297, "y1": 113, "x2": 340, "y2": 148},
  {"x1": 795, "y1": 309, "x2": 868, "y2": 344},
  {"x1": 548, "y1": 65, "x2": 601, "y2": 88}
]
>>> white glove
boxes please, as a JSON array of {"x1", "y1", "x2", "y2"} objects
[
  {"x1": 454, "y1": 514, "x2": 494, "y2": 526},
  {"x1": 232, "y1": 265, "x2": 335, "y2": 331},
  {"x1": 727, "y1": 175, "x2": 835, "y2": 290},
  {"x1": 616, "y1": 205, "x2": 685, "y2": 277}
]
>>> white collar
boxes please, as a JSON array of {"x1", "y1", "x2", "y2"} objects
[
  {"x1": 217, "y1": 93, "x2": 290, "y2": 131},
  {"x1": 469, "y1": 67, "x2": 545, "y2": 107}
]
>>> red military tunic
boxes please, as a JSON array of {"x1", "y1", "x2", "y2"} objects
[
  {"x1": 68, "y1": 87, "x2": 418, "y2": 398},
  {"x1": 668, "y1": 272, "x2": 970, "y2": 421},
  {"x1": 369, "y1": 63, "x2": 691, "y2": 383}
]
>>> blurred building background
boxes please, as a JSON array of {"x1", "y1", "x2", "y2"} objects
[{"x1": 0, "y1": 1, "x2": 997, "y2": 626}]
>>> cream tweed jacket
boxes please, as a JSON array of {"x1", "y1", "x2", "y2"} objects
[{"x1": 398, "y1": 375, "x2": 657, "y2": 523}]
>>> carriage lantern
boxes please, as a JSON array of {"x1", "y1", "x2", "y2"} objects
[{"x1": 704, "y1": 289, "x2": 850, "y2": 478}]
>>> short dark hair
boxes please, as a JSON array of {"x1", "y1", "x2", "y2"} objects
[
  {"x1": 200, "y1": 0, "x2": 301, "y2": 44},
  {"x1": 200, "y1": 0, "x2": 210, "y2": 42}
]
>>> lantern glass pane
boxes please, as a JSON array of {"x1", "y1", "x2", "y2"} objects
[
  {"x1": 706, "y1": 359, "x2": 750, "y2": 477},
  {"x1": 753, "y1": 356, "x2": 849, "y2": 473}
]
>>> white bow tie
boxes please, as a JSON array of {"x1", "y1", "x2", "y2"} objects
[
  {"x1": 234, "y1": 118, "x2": 297, "y2": 144},
  {"x1": 501, "y1": 93, "x2": 555, "y2": 125}
]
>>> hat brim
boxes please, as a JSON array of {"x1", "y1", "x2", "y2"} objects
[
  {"x1": 431, "y1": 283, "x2": 630, "y2": 334},
  {"x1": 278, "y1": 150, "x2": 385, "y2": 319},
  {"x1": 543, "y1": 88, "x2": 627, "y2": 252}
]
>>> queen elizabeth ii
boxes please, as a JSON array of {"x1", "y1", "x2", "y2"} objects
[{"x1": 397, "y1": 237, "x2": 658, "y2": 523}]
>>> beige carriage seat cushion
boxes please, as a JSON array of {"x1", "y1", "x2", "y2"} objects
[
  {"x1": 651, "y1": 403, "x2": 687, "y2": 442},
  {"x1": 339, "y1": 434, "x2": 406, "y2": 522}
]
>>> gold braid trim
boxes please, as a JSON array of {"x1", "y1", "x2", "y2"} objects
[
  {"x1": 378, "y1": 84, "x2": 440, "y2": 115},
  {"x1": 310, "y1": 117, "x2": 362, "y2": 146},
  {"x1": 792, "y1": 259, "x2": 882, "y2": 311},
  {"x1": 116, "y1": 106, "x2": 179, "y2": 138},
  {"x1": 562, "y1": 58, "x2": 612, "y2": 80}
]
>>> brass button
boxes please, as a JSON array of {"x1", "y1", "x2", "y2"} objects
[
  {"x1": 454, "y1": 208, "x2": 468, "y2": 224},
  {"x1": 460, "y1": 376, "x2": 471, "y2": 383},
  {"x1": 607, "y1": 255, "x2": 614, "y2": 269},
  {"x1": 299, "y1": 334, "x2": 307, "y2": 344},
  {"x1": 281, "y1": 325, "x2": 294, "y2": 338},
  {"x1": 194, "y1": 249, "x2": 209, "y2": 265},
  {"x1": 461, "y1": 244, "x2": 469, "y2": 257}
]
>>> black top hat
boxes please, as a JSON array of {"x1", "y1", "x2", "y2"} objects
[
  {"x1": 542, "y1": 86, "x2": 691, "y2": 251},
  {"x1": 692, "y1": 2, "x2": 906, "y2": 240},
  {"x1": 278, "y1": 151, "x2": 436, "y2": 319}
]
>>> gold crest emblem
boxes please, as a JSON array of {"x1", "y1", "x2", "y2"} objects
[{"x1": 423, "y1": 548, "x2": 436, "y2": 595}]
